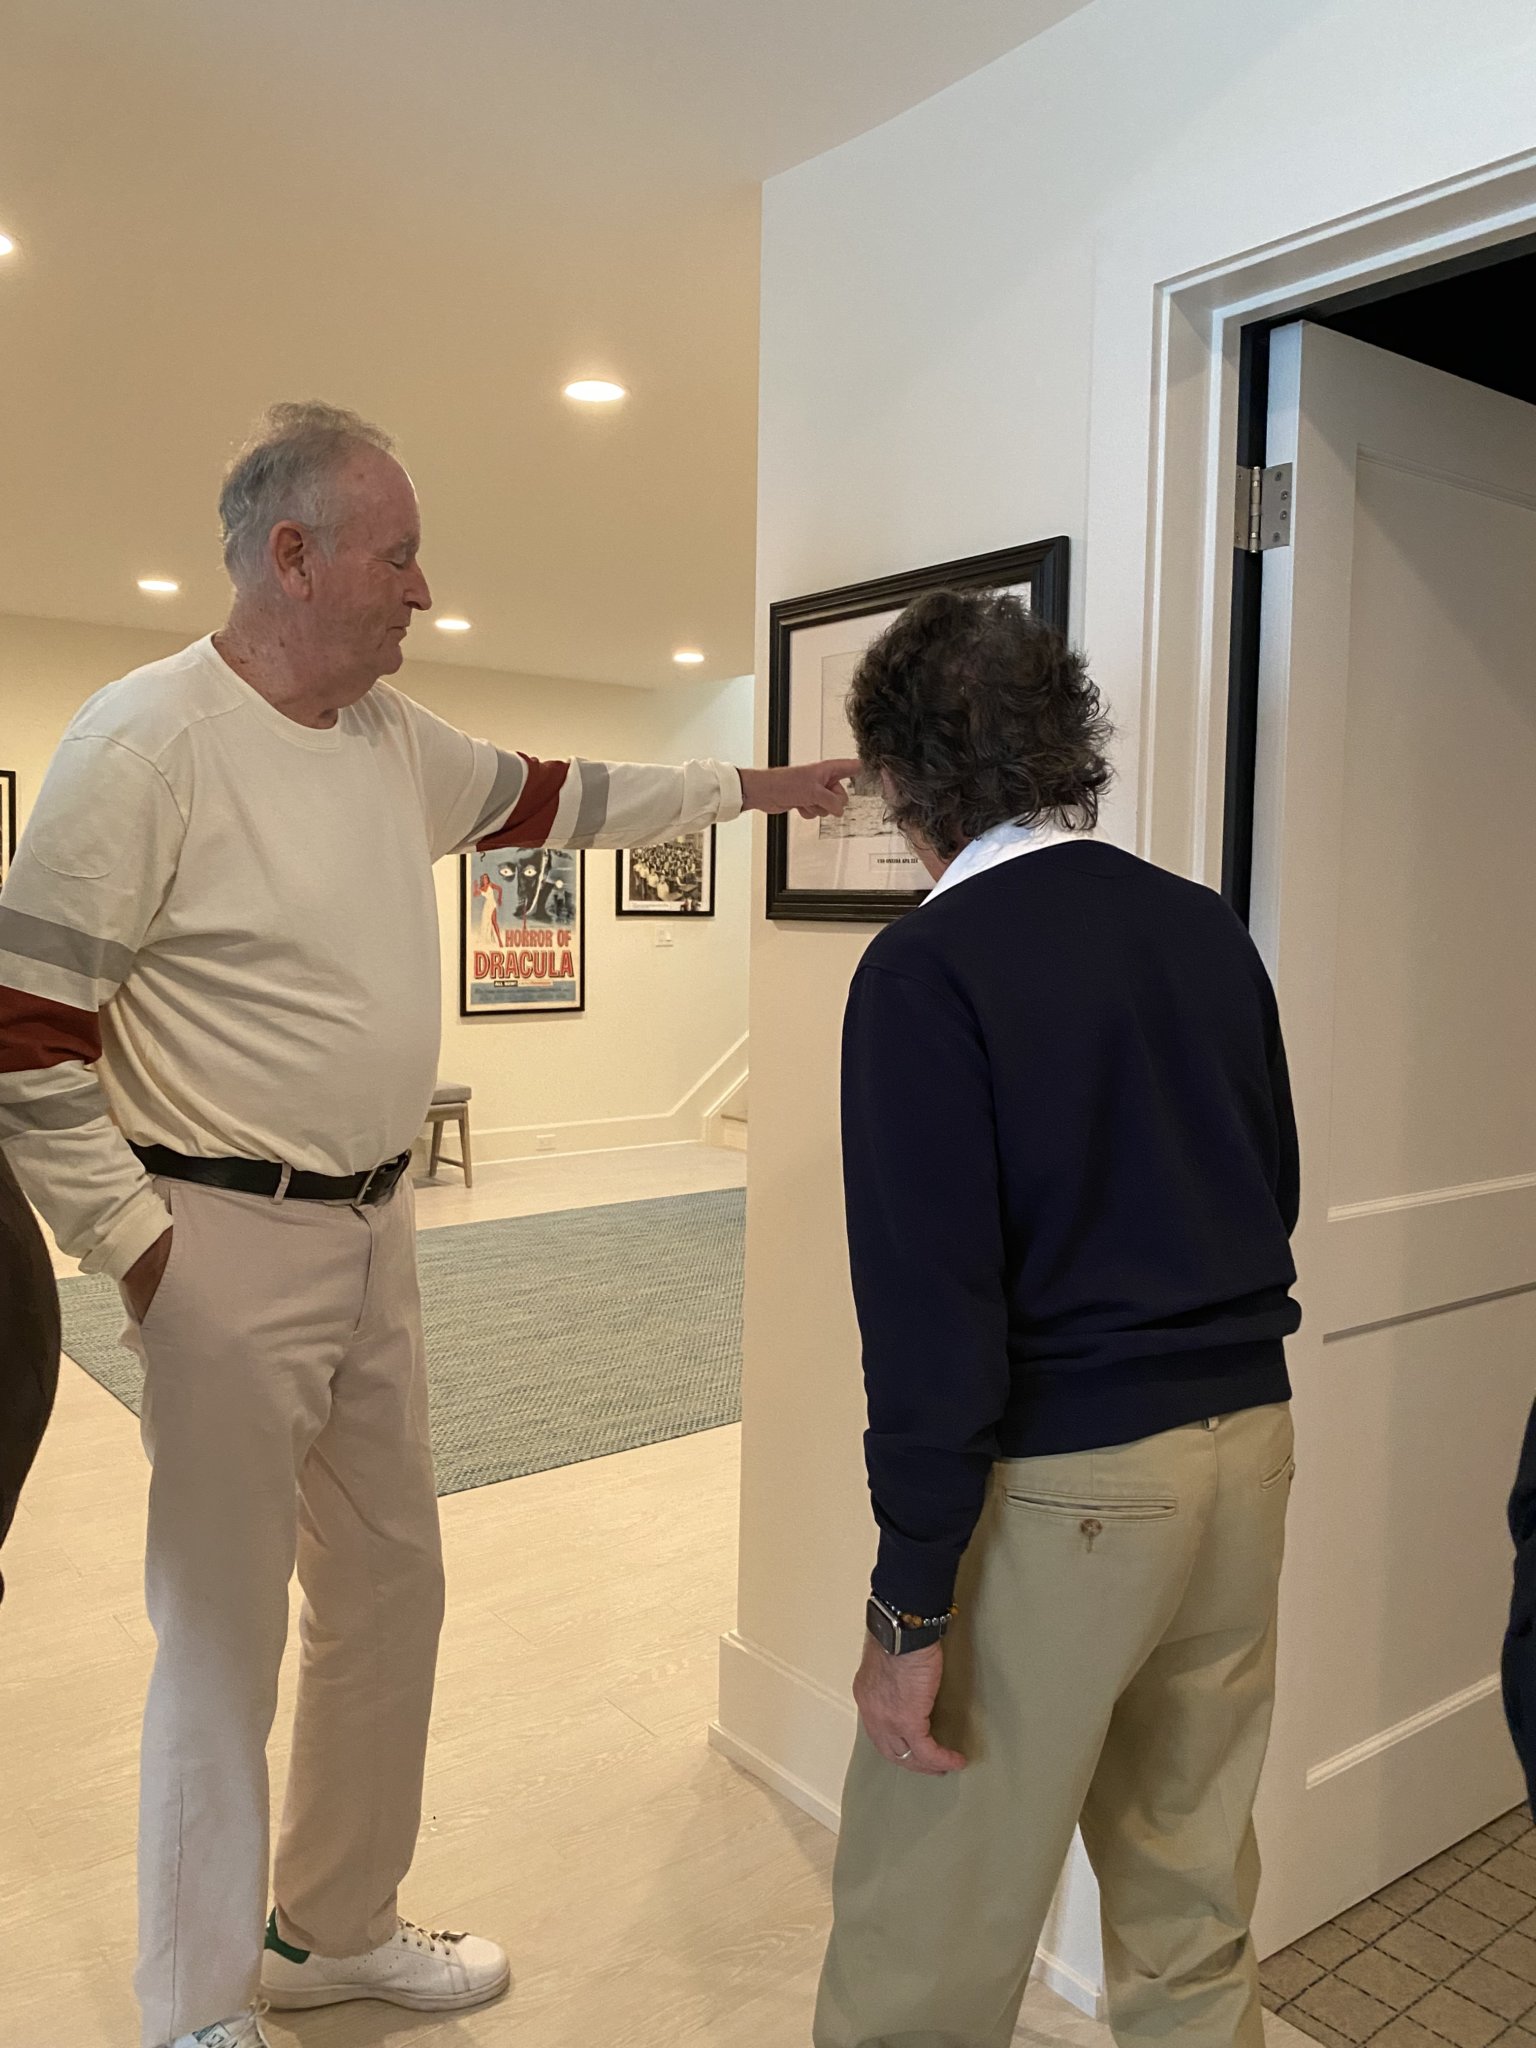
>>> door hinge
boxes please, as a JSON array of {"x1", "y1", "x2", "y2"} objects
[{"x1": 1235, "y1": 462, "x2": 1293, "y2": 553}]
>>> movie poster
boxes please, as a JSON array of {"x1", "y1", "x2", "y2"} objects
[{"x1": 460, "y1": 845, "x2": 585, "y2": 1016}]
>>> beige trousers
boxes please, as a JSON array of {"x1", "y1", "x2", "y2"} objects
[
  {"x1": 128, "y1": 1175, "x2": 444, "y2": 2047},
  {"x1": 815, "y1": 1402, "x2": 1294, "y2": 2048}
]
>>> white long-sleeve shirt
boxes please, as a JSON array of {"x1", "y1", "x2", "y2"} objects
[{"x1": 0, "y1": 635, "x2": 741, "y2": 1280}]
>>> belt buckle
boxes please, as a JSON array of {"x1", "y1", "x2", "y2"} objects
[{"x1": 354, "y1": 1152, "x2": 405, "y2": 1209}]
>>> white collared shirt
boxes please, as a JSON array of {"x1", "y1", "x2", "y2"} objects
[{"x1": 921, "y1": 817, "x2": 1085, "y2": 907}]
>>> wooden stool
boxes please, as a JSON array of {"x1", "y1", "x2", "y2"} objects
[{"x1": 425, "y1": 1082, "x2": 473, "y2": 1187}]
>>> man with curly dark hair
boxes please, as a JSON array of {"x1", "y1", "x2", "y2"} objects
[{"x1": 815, "y1": 589, "x2": 1302, "y2": 2048}]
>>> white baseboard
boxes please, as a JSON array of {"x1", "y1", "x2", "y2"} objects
[
  {"x1": 713, "y1": 1629, "x2": 1106, "y2": 2020},
  {"x1": 715, "y1": 1630, "x2": 859, "y2": 1823},
  {"x1": 707, "y1": 1717, "x2": 841, "y2": 1831},
  {"x1": 468, "y1": 1117, "x2": 699, "y2": 1164},
  {"x1": 1034, "y1": 1947, "x2": 1108, "y2": 2019},
  {"x1": 459, "y1": 1036, "x2": 749, "y2": 1162}
]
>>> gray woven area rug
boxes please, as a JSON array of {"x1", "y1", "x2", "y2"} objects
[{"x1": 55, "y1": 1189, "x2": 745, "y2": 1496}]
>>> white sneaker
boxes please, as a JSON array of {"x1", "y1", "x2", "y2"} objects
[
  {"x1": 260, "y1": 1911, "x2": 511, "y2": 2012},
  {"x1": 170, "y1": 2008, "x2": 271, "y2": 2048}
]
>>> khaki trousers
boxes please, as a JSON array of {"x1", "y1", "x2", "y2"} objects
[
  {"x1": 128, "y1": 1176, "x2": 444, "y2": 2047},
  {"x1": 815, "y1": 1402, "x2": 1294, "y2": 2048}
]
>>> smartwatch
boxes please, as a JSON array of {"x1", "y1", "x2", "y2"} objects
[{"x1": 866, "y1": 1594, "x2": 954, "y2": 1656}]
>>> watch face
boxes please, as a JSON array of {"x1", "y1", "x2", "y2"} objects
[{"x1": 866, "y1": 1598, "x2": 899, "y2": 1655}]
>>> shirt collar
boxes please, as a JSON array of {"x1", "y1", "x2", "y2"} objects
[{"x1": 922, "y1": 817, "x2": 1084, "y2": 907}]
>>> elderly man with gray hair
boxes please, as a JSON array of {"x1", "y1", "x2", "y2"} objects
[{"x1": 0, "y1": 402, "x2": 857, "y2": 2048}]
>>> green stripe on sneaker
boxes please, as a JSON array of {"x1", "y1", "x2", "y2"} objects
[{"x1": 265, "y1": 1910, "x2": 310, "y2": 1965}]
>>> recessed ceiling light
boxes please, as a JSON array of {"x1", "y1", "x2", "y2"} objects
[
  {"x1": 563, "y1": 379, "x2": 627, "y2": 404},
  {"x1": 435, "y1": 616, "x2": 472, "y2": 633},
  {"x1": 672, "y1": 648, "x2": 705, "y2": 666},
  {"x1": 0, "y1": 233, "x2": 16, "y2": 258},
  {"x1": 137, "y1": 577, "x2": 179, "y2": 595}
]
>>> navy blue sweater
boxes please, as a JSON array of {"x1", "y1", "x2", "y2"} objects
[{"x1": 842, "y1": 841, "x2": 1300, "y2": 1615}]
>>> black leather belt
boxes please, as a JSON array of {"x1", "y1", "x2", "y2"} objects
[{"x1": 130, "y1": 1143, "x2": 412, "y2": 1207}]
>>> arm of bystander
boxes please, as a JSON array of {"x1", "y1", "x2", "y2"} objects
[{"x1": 0, "y1": 737, "x2": 182, "y2": 1285}]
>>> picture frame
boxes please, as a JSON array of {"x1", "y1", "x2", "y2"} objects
[
  {"x1": 460, "y1": 844, "x2": 586, "y2": 1016},
  {"x1": 615, "y1": 827, "x2": 717, "y2": 918},
  {"x1": 766, "y1": 536, "x2": 1070, "y2": 923},
  {"x1": 0, "y1": 771, "x2": 14, "y2": 891}
]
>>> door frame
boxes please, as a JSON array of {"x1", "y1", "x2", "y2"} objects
[
  {"x1": 1115, "y1": 152, "x2": 1536, "y2": 1949},
  {"x1": 1126, "y1": 147, "x2": 1536, "y2": 918}
]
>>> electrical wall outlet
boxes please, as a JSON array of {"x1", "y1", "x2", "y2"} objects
[{"x1": 535, "y1": 1133, "x2": 557, "y2": 1153}]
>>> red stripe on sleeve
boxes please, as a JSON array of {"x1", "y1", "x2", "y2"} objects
[
  {"x1": 476, "y1": 755, "x2": 571, "y2": 851},
  {"x1": 0, "y1": 986, "x2": 102, "y2": 1072}
]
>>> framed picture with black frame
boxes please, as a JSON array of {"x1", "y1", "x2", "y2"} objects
[
  {"x1": 615, "y1": 827, "x2": 717, "y2": 917},
  {"x1": 460, "y1": 844, "x2": 586, "y2": 1016},
  {"x1": 0, "y1": 770, "x2": 14, "y2": 890},
  {"x1": 765, "y1": 537, "x2": 1069, "y2": 923}
]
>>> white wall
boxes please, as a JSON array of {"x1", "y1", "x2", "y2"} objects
[
  {"x1": 0, "y1": 612, "x2": 752, "y2": 1159},
  {"x1": 721, "y1": 0, "x2": 1536, "y2": 2007},
  {"x1": 420, "y1": 656, "x2": 753, "y2": 1158}
]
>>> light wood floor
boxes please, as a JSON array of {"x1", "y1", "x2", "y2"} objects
[{"x1": 4, "y1": 1144, "x2": 1310, "y2": 2048}]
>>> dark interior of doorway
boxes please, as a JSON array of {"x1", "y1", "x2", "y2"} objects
[{"x1": 1221, "y1": 233, "x2": 1536, "y2": 921}]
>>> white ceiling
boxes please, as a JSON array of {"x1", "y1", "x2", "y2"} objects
[{"x1": 0, "y1": 0, "x2": 1087, "y2": 687}]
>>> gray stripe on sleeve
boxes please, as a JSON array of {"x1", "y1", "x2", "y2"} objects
[
  {"x1": 0, "y1": 905, "x2": 134, "y2": 988},
  {"x1": 468, "y1": 749, "x2": 531, "y2": 841},
  {"x1": 571, "y1": 761, "x2": 611, "y2": 844},
  {"x1": 0, "y1": 1086, "x2": 107, "y2": 1138}
]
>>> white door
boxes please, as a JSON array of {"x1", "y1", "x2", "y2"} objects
[{"x1": 1250, "y1": 320, "x2": 1536, "y2": 1952}]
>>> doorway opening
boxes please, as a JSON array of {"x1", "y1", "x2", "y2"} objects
[
  {"x1": 1121, "y1": 150, "x2": 1536, "y2": 1969},
  {"x1": 1222, "y1": 232, "x2": 1536, "y2": 919},
  {"x1": 1213, "y1": 237, "x2": 1536, "y2": 2043},
  {"x1": 1181, "y1": 202, "x2": 1536, "y2": 2012}
]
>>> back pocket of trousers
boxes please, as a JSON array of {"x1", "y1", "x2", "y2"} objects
[{"x1": 1002, "y1": 1491, "x2": 1176, "y2": 1521}]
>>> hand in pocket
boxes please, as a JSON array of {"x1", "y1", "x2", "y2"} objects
[{"x1": 121, "y1": 1228, "x2": 173, "y2": 1323}]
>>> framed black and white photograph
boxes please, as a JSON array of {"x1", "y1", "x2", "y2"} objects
[
  {"x1": 616, "y1": 828, "x2": 716, "y2": 917},
  {"x1": 460, "y1": 844, "x2": 585, "y2": 1016},
  {"x1": 766, "y1": 537, "x2": 1069, "y2": 923},
  {"x1": 0, "y1": 771, "x2": 14, "y2": 890}
]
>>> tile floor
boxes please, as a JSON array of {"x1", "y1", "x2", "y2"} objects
[{"x1": 1264, "y1": 1808, "x2": 1536, "y2": 2047}]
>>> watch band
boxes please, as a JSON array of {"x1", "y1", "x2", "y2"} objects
[{"x1": 866, "y1": 1595, "x2": 955, "y2": 1656}]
